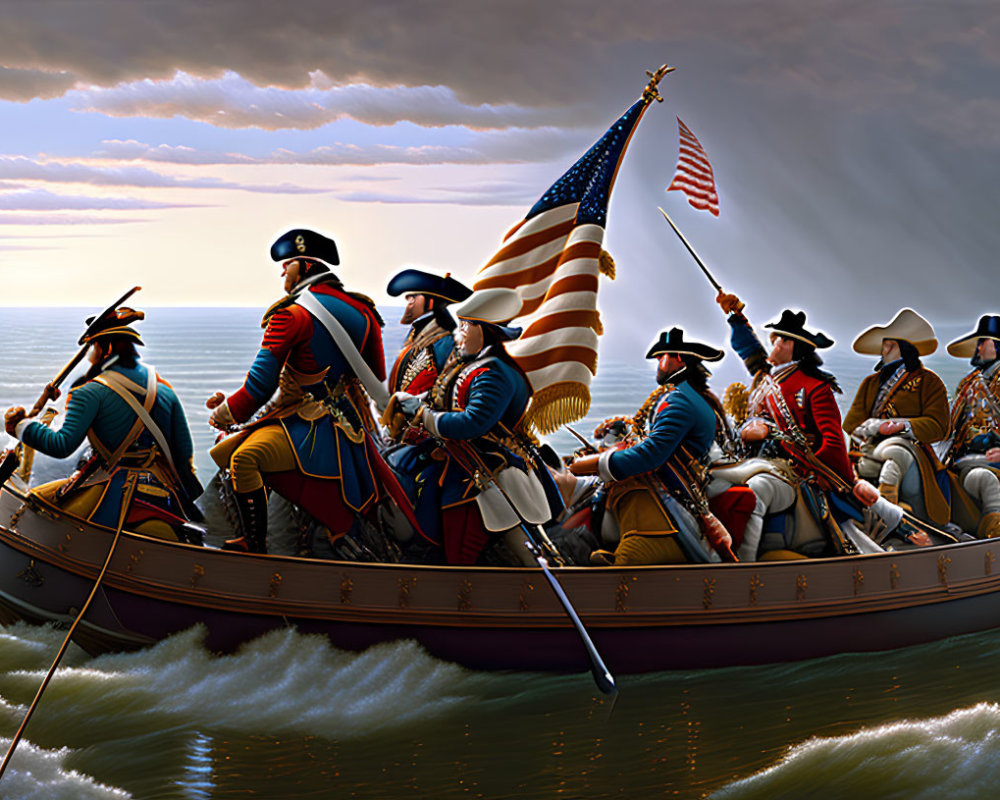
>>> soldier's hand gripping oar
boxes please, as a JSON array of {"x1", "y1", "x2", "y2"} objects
[
  {"x1": 0, "y1": 287, "x2": 142, "y2": 486},
  {"x1": 439, "y1": 437, "x2": 617, "y2": 697}
]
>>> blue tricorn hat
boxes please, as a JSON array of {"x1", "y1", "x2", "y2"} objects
[
  {"x1": 386, "y1": 269, "x2": 472, "y2": 305},
  {"x1": 645, "y1": 327, "x2": 723, "y2": 361},
  {"x1": 270, "y1": 229, "x2": 339, "y2": 266},
  {"x1": 765, "y1": 309, "x2": 834, "y2": 349},
  {"x1": 947, "y1": 314, "x2": 1000, "y2": 358}
]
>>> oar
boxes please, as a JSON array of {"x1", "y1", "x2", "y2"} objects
[
  {"x1": 440, "y1": 438, "x2": 617, "y2": 696},
  {"x1": 0, "y1": 472, "x2": 138, "y2": 781}
]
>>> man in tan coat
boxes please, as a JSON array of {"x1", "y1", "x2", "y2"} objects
[{"x1": 844, "y1": 308, "x2": 951, "y2": 524}]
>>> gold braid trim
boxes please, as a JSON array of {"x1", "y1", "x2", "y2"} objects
[{"x1": 526, "y1": 382, "x2": 591, "y2": 435}]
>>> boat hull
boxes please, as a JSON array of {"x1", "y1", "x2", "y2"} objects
[{"x1": 2, "y1": 484, "x2": 1000, "y2": 673}]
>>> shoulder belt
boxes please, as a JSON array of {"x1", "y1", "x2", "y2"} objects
[
  {"x1": 294, "y1": 289, "x2": 390, "y2": 410},
  {"x1": 94, "y1": 367, "x2": 180, "y2": 480}
]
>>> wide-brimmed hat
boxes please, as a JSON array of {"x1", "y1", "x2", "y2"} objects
[
  {"x1": 764, "y1": 309, "x2": 833, "y2": 349},
  {"x1": 852, "y1": 308, "x2": 937, "y2": 356},
  {"x1": 645, "y1": 327, "x2": 724, "y2": 362},
  {"x1": 452, "y1": 288, "x2": 523, "y2": 340},
  {"x1": 946, "y1": 315, "x2": 1000, "y2": 358},
  {"x1": 79, "y1": 307, "x2": 145, "y2": 346},
  {"x1": 270, "y1": 229, "x2": 339, "y2": 266},
  {"x1": 387, "y1": 269, "x2": 472, "y2": 305}
]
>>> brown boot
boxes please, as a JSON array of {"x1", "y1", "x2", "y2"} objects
[
  {"x1": 589, "y1": 549, "x2": 616, "y2": 566},
  {"x1": 977, "y1": 511, "x2": 1000, "y2": 539},
  {"x1": 878, "y1": 483, "x2": 899, "y2": 505}
]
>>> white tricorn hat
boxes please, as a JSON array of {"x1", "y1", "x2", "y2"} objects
[
  {"x1": 852, "y1": 307, "x2": 938, "y2": 356},
  {"x1": 452, "y1": 288, "x2": 523, "y2": 326}
]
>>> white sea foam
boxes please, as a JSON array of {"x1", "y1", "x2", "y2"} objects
[
  {"x1": 3, "y1": 626, "x2": 490, "y2": 743},
  {"x1": 711, "y1": 702, "x2": 1000, "y2": 800},
  {"x1": 0, "y1": 739, "x2": 131, "y2": 800}
]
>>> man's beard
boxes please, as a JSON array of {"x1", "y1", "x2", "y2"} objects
[
  {"x1": 657, "y1": 365, "x2": 687, "y2": 386},
  {"x1": 972, "y1": 353, "x2": 998, "y2": 370}
]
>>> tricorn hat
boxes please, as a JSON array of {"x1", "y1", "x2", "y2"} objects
[
  {"x1": 270, "y1": 229, "x2": 339, "y2": 266},
  {"x1": 645, "y1": 327, "x2": 724, "y2": 362},
  {"x1": 764, "y1": 309, "x2": 834, "y2": 349},
  {"x1": 451, "y1": 288, "x2": 523, "y2": 340},
  {"x1": 852, "y1": 307, "x2": 937, "y2": 356},
  {"x1": 387, "y1": 269, "x2": 473, "y2": 305},
  {"x1": 79, "y1": 307, "x2": 145, "y2": 346},
  {"x1": 947, "y1": 315, "x2": 1000, "y2": 358}
]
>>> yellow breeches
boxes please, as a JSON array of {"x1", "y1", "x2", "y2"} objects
[
  {"x1": 607, "y1": 482, "x2": 685, "y2": 566},
  {"x1": 227, "y1": 426, "x2": 298, "y2": 493}
]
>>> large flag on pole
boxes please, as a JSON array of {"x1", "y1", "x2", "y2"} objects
[
  {"x1": 666, "y1": 117, "x2": 719, "y2": 216},
  {"x1": 474, "y1": 67, "x2": 671, "y2": 434}
]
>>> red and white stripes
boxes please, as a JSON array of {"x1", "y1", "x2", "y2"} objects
[{"x1": 666, "y1": 117, "x2": 719, "y2": 217}]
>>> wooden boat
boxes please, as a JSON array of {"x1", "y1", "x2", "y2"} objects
[{"x1": 1, "y1": 478, "x2": 1000, "y2": 675}]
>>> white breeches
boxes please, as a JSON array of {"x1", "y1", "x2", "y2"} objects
[
  {"x1": 963, "y1": 467, "x2": 1000, "y2": 514},
  {"x1": 739, "y1": 473, "x2": 797, "y2": 562}
]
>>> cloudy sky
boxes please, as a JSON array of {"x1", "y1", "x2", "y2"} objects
[{"x1": 2, "y1": 0, "x2": 999, "y2": 362}]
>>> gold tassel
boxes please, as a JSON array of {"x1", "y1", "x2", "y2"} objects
[
  {"x1": 526, "y1": 382, "x2": 592, "y2": 435},
  {"x1": 723, "y1": 382, "x2": 749, "y2": 427},
  {"x1": 599, "y1": 250, "x2": 616, "y2": 280}
]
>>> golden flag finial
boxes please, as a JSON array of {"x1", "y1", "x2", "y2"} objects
[{"x1": 642, "y1": 63, "x2": 675, "y2": 104}]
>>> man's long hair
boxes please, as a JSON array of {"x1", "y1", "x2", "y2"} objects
[
  {"x1": 72, "y1": 337, "x2": 138, "y2": 387},
  {"x1": 793, "y1": 340, "x2": 841, "y2": 393}
]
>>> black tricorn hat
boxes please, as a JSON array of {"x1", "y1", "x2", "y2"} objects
[
  {"x1": 764, "y1": 309, "x2": 833, "y2": 349},
  {"x1": 645, "y1": 327, "x2": 724, "y2": 362},
  {"x1": 387, "y1": 269, "x2": 473, "y2": 305},
  {"x1": 79, "y1": 307, "x2": 145, "y2": 346},
  {"x1": 270, "y1": 229, "x2": 339, "y2": 266},
  {"x1": 947, "y1": 314, "x2": 1000, "y2": 358}
]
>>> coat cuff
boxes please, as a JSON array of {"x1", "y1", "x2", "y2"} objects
[
  {"x1": 423, "y1": 409, "x2": 441, "y2": 438},
  {"x1": 13, "y1": 418, "x2": 34, "y2": 441},
  {"x1": 598, "y1": 449, "x2": 616, "y2": 482}
]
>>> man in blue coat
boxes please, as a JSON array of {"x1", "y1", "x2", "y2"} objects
[
  {"x1": 5, "y1": 307, "x2": 203, "y2": 539},
  {"x1": 394, "y1": 287, "x2": 553, "y2": 564},
  {"x1": 206, "y1": 228, "x2": 387, "y2": 553},
  {"x1": 570, "y1": 328, "x2": 724, "y2": 565}
]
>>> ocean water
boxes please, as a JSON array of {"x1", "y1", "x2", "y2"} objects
[{"x1": 0, "y1": 306, "x2": 992, "y2": 799}]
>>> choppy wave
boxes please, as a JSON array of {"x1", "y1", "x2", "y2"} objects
[
  {"x1": 711, "y1": 702, "x2": 1000, "y2": 800},
  {"x1": 0, "y1": 739, "x2": 131, "y2": 800}
]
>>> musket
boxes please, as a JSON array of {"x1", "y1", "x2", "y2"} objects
[
  {"x1": 28, "y1": 286, "x2": 142, "y2": 417},
  {"x1": 657, "y1": 207, "x2": 744, "y2": 312},
  {"x1": 0, "y1": 288, "x2": 142, "y2": 487}
]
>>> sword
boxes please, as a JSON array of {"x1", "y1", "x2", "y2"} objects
[{"x1": 657, "y1": 207, "x2": 744, "y2": 312}]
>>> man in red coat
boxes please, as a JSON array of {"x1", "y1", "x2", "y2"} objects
[{"x1": 716, "y1": 294, "x2": 853, "y2": 560}]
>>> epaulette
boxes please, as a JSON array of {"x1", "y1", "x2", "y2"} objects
[
  {"x1": 346, "y1": 291, "x2": 385, "y2": 327},
  {"x1": 261, "y1": 296, "x2": 295, "y2": 328}
]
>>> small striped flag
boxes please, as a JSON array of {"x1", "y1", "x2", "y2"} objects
[
  {"x1": 666, "y1": 118, "x2": 719, "y2": 216},
  {"x1": 474, "y1": 94, "x2": 656, "y2": 434}
]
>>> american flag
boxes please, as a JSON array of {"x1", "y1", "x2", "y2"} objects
[
  {"x1": 474, "y1": 95, "x2": 657, "y2": 434},
  {"x1": 666, "y1": 118, "x2": 719, "y2": 216}
]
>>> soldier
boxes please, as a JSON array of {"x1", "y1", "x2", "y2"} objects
[
  {"x1": 394, "y1": 287, "x2": 552, "y2": 564},
  {"x1": 568, "y1": 327, "x2": 732, "y2": 565},
  {"x1": 716, "y1": 295, "x2": 853, "y2": 560},
  {"x1": 386, "y1": 269, "x2": 472, "y2": 396},
  {"x1": 206, "y1": 228, "x2": 387, "y2": 553},
  {"x1": 943, "y1": 315, "x2": 1000, "y2": 537},
  {"x1": 4, "y1": 308, "x2": 203, "y2": 539},
  {"x1": 844, "y1": 308, "x2": 951, "y2": 525}
]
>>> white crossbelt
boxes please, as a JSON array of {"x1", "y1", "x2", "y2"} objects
[{"x1": 295, "y1": 289, "x2": 390, "y2": 411}]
